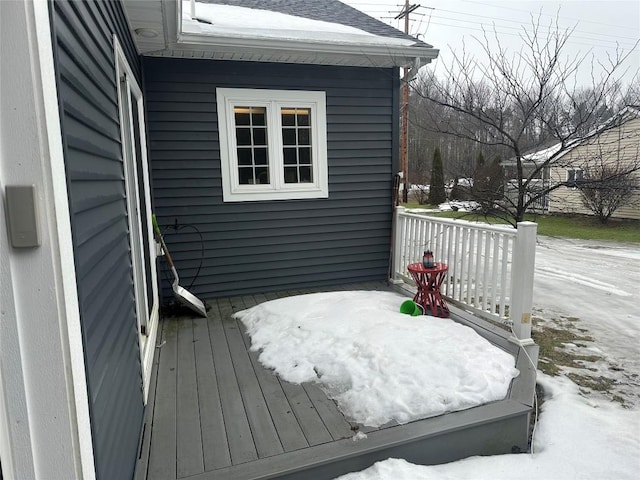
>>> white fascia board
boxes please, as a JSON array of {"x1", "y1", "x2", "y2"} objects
[{"x1": 175, "y1": 33, "x2": 439, "y2": 67}]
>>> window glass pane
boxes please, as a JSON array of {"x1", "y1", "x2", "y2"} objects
[
  {"x1": 237, "y1": 148, "x2": 252, "y2": 165},
  {"x1": 238, "y1": 167, "x2": 254, "y2": 184},
  {"x1": 253, "y1": 128, "x2": 266, "y2": 145},
  {"x1": 234, "y1": 106, "x2": 270, "y2": 185},
  {"x1": 280, "y1": 107, "x2": 314, "y2": 184},
  {"x1": 283, "y1": 148, "x2": 297, "y2": 165},
  {"x1": 284, "y1": 166, "x2": 299, "y2": 183},
  {"x1": 299, "y1": 147, "x2": 311, "y2": 164},
  {"x1": 236, "y1": 128, "x2": 251, "y2": 146},
  {"x1": 254, "y1": 148, "x2": 268, "y2": 165},
  {"x1": 298, "y1": 128, "x2": 310, "y2": 145},
  {"x1": 252, "y1": 110, "x2": 266, "y2": 126},
  {"x1": 281, "y1": 111, "x2": 295, "y2": 126},
  {"x1": 297, "y1": 110, "x2": 310, "y2": 126},
  {"x1": 283, "y1": 128, "x2": 296, "y2": 145},
  {"x1": 255, "y1": 167, "x2": 269, "y2": 184},
  {"x1": 235, "y1": 108, "x2": 251, "y2": 125},
  {"x1": 299, "y1": 166, "x2": 312, "y2": 183}
]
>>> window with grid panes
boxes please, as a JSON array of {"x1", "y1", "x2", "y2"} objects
[{"x1": 216, "y1": 88, "x2": 328, "y2": 202}]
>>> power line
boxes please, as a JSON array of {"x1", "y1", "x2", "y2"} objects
[
  {"x1": 428, "y1": 6, "x2": 640, "y2": 42},
  {"x1": 424, "y1": 13, "x2": 639, "y2": 49},
  {"x1": 421, "y1": 19, "x2": 638, "y2": 51},
  {"x1": 460, "y1": 0, "x2": 640, "y2": 31}
]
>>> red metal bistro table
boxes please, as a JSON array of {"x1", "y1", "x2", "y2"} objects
[{"x1": 407, "y1": 262, "x2": 450, "y2": 317}]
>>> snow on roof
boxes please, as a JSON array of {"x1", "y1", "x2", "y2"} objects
[
  {"x1": 182, "y1": 1, "x2": 417, "y2": 47},
  {"x1": 523, "y1": 143, "x2": 562, "y2": 164}
]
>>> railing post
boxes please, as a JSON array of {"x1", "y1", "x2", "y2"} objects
[
  {"x1": 509, "y1": 221, "x2": 537, "y2": 343},
  {"x1": 390, "y1": 206, "x2": 405, "y2": 284}
]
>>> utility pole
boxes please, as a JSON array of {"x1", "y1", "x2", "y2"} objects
[{"x1": 394, "y1": 1, "x2": 419, "y2": 203}]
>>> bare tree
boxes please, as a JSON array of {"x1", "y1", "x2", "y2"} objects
[
  {"x1": 573, "y1": 139, "x2": 640, "y2": 223},
  {"x1": 409, "y1": 14, "x2": 639, "y2": 226},
  {"x1": 579, "y1": 165, "x2": 639, "y2": 223},
  {"x1": 408, "y1": 171, "x2": 431, "y2": 204}
]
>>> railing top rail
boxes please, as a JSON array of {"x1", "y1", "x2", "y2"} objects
[{"x1": 397, "y1": 209, "x2": 517, "y2": 236}]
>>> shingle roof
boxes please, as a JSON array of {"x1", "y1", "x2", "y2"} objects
[{"x1": 199, "y1": 0, "x2": 432, "y2": 47}]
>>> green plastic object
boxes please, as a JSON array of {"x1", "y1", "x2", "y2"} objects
[{"x1": 400, "y1": 300, "x2": 422, "y2": 316}]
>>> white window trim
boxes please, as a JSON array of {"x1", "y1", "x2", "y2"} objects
[
  {"x1": 216, "y1": 88, "x2": 328, "y2": 202},
  {"x1": 114, "y1": 35, "x2": 159, "y2": 401}
]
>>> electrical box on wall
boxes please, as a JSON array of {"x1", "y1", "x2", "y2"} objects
[{"x1": 5, "y1": 185, "x2": 41, "y2": 248}]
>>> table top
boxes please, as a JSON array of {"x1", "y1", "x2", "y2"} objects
[{"x1": 407, "y1": 262, "x2": 448, "y2": 273}]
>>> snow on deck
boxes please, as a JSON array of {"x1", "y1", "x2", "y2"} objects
[{"x1": 236, "y1": 290, "x2": 519, "y2": 427}]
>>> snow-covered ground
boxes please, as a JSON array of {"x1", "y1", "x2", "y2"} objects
[
  {"x1": 238, "y1": 235, "x2": 640, "y2": 479},
  {"x1": 338, "y1": 374, "x2": 640, "y2": 480},
  {"x1": 534, "y1": 235, "x2": 640, "y2": 404}
]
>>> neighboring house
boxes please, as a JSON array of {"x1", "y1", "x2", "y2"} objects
[
  {"x1": 0, "y1": 1, "x2": 437, "y2": 479},
  {"x1": 500, "y1": 144, "x2": 559, "y2": 212},
  {"x1": 547, "y1": 106, "x2": 640, "y2": 220}
]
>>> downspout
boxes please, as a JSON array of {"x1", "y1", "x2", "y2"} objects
[
  {"x1": 399, "y1": 57, "x2": 422, "y2": 202},
  {"x1": 190, "y1": 0, "x2": 196, "y2": 19},
  {"x1": 402, "y1": 57, "x2": 423, "y2": 82}
]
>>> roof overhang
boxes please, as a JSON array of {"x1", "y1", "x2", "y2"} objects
[{"x1": 123, "y1": 0, "x2": 439, "y2": 69}]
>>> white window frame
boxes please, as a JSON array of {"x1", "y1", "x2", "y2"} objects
[
  {"x1": 114, "y1": 36, "x2": 159, "y2": 400},
  {"x1": 566, "y1": 168, "x2": 583, "y2": 182},
  {"x1": 216, "y1": 88, "x2": 328, "y2": 202}
]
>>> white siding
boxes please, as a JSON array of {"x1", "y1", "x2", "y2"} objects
[{"x1": 548, "y1": 115, "x2": 640, "y2": 220}]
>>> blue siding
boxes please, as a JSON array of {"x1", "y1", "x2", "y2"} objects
[
  {"x1": 50, "y1": 1, "x2": 144, "y2": 479},
  {"x1": 145, "y1": 58, "x2": 398, "y2": 299}
]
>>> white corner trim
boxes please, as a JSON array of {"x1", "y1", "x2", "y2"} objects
[
  {"x1": 0, "y1": 0, "x2": 95, "y2": 479},
  {"x1": 32, "y1": 1, "x2": 96, "y2": 478}
]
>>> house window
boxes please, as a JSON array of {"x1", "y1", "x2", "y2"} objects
[
  {"x1": 217, "y1": 88, "x2": 328, "y2": 202},
  {"x1": 566, "y1": 168, "x2": 583, "y2": 186}
]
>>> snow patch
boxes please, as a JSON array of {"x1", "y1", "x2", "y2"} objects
[
  {"x1": 182, "y1": 1, "x2": 416, "y2": 46},
  {"x1": 336, "y1": 374, "x2": 640, "y2": 480},
  {"x1": 236, "y1": 290, "x2": 518, "y2": 427}
]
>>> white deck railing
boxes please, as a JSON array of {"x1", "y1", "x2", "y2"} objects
[{"x1": 392, "y1": 207, "x2": 537, "y2": 342}]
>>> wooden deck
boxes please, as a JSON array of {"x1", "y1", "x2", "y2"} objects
[{"x1": 136, "y1": 282, "x2": 537, "y2": 480}]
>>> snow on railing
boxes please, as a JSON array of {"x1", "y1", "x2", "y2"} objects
[{"x1": 392, "y1": 207, "x2": 537, "y2": 342}]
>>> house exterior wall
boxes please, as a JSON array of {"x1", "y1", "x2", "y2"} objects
[
  {"x1": 548, "y1": 116, "x2": 640, "y2": 220},
  {"x1": 49, "y1": 1, "x2": 145, "y2": 479},
  {"x1": 144, "y1": 57, "x2": 399, "y2": 299}
]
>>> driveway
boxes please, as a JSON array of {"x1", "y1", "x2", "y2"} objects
[{"x1": 533, "y1": 235, "x2": 640, "y2": 403}]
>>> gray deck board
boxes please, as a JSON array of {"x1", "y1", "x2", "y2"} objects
[
  {"x1": 279, "y1": 379, "x2": 334, "y2": 447},
  {"x1": 237, "y1": 320, "x2": 310, "y2": 453},
  {"x1": 193, "y1": 315, "x2": 231, "y2": 470},
  {"x1": 147, "y1": 318, "x2": 178, "y2": 480},
  {"x1": 223, "y1": 313, "x2": 285, "y2": 458},
  {"x1": 176, "y1": 319, "x2": 205, "y2": 477},
  {"x1": 140, "y1": 281, "x2": 533, "y2": 480},
  {"x1": 208, "y1": 302, "x2": 258, "y2": 465},
  {"x1": 302, "y1": 383, "x2": 354, "y2": 441}
]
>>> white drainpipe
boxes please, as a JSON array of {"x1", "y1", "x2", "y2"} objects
[
  {"x1": 402, "y1": 57, "x2": 423, "y2": 82},
  {"x1": 190, "y1": 0, "x2": 196, "y2": 19}
]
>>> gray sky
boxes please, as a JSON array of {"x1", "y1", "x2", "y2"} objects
[{"x1": 343, "y1": 0, "x2": 640, "y2": 87}]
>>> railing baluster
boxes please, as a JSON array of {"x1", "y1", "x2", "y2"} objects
[
  {"x1": 490, "y1": 233, "x2": 500, "y2": 315},
  {"x1": 482, "y1": 232, "x2": 491, "y2": 312},
  {"x1": 474, "y1": 230, "x2": 483, "y2": 308},
  {"x1": 392, "y1": 209, "x2": 532, "y2": 334},
  {"x1": 452, "y1": 225, "x2": 460, "y2": 299},
  {"x1": 466, "y1": 229, "x2": 475, "y2": 303},
  {"x1": 499, "y1": 235, "x2": 510, "y2": 319}
]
